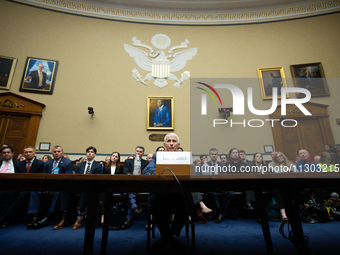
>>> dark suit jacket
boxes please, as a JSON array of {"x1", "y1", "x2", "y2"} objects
[
  {"x1": 207, "y1": 161, "x2": 226, "y2": 167},
  {"x1": 103, "y1": 165, "x2": 123, "y2": 175},
  {"x1": 123, "y1": 158, "x2": 149, "y2": 174},
  {"x1": 43, "y1": 157, "x2": 74, "y2": 174},
  {"x1": 0, "y1": 159, "x2": 21, "y2": 173},
  {"x1": 299, "y1": 75, "x2": 313, "y2": 89},
  {"x1": 207, "y1": 161, "x2": 228, "y2": 174},
  {"x1": 271, "y1": 76, "x2": 282, "y2": 95},
  {"x1": 75, "y1": 160, "x2": 102, "y2": 175},
  {"x1": 27, "y1": 70, "x2": 47, "y2": 89},
  {"x1": 18, "y1": 157, "x2": 44, "y2": 174}
]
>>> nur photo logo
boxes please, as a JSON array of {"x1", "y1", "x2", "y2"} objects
[{"x1": 196, "y1": 81, "x2": 312, "y2": 128}]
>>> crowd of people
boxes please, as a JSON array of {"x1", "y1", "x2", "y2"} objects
[
  {"x1": 0, "y1": 138, "x2": 339, "y2": 254},
  {"x1": 193, "y1": 145, "x2": 340, "y2": 224}
]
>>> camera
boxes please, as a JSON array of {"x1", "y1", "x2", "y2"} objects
[
  {"x1": 218, "y1": 107, "x2": 232, "y2": 120},
  {"x1": 88, "y1": 107, "x2": 94, "y2": 116}
]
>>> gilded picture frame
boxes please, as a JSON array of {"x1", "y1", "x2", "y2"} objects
[
  {"x1": 290, "y1": 62, "x2": 329, "y2": 98},
  {"x1": 19, "y1": 57, "x2": 59, "y2": 95},
  {"x1": 147, "y1": 97, "x2": 174, "y2": 130},
  {"x1": 0, "y1": 55, "x2": 17, "y2": 90},
  {"x1": 257, "y1": 67, "x2": 288, "y2": 100}
]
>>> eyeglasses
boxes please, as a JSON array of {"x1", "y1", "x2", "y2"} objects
[{"x1": 276, "y1": 155, "x2": 283, "y2": 159}]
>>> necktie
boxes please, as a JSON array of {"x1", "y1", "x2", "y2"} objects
[
  {"x1": 38, "y1": 71, "x2": 42, "y2": 86},
  {"x1": 85, "y1": 163, "x2": 91, "y2": 174},
  {"x1": 1, "y1": 161, "x2": 9, "y2": 173},
  {"x1": 26, "y1": 161, "x2": 31, "y2": 173},
  {"x1": 52, "y1": 161, "x2": 58, "y2": 174}
]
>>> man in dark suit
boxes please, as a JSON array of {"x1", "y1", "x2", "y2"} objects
[
  {"x1": 71, "y1": 146, "x2": 102, "y2": 230},
  {"x1": 269, "y1": 72, "x2": 282, "y2": 96},
  {"x1": 14, "y1": 146, "x2": 44, "y2": 228},
  {"x1": 206, "y1": 148, "x2": 233, "y2": 224},
  {"x1": 29, "y1": 145, "x2": 74, "y2": 229},
  {"x1": 0, "y1": 146, "x2": 25, "y2": 228},
  {"x1": 145, "y1": 133, "x2": 193, "y2": 253},
  {"x1": 26, "y1": 63, "x2": 47, "y2": 89},
  {"x1": 122, "y1": 146, "x2": 149, "y2": 229},
  {"x1": 123, "y1": 146, "x2": 149, "y2": 174},
  {"x1": 299, "y1": 69, "x2": 316, "y2": 91}
]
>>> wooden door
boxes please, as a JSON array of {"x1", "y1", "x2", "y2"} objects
[
  {"x1": 277, "y1": 118, "x2": 326, "y2": 160},
  {"x1": 0, "y1": 114, "x2": 31, "y2": 157},
  {"x1": 270, "y1": 102, "x2": 334, "y2": 161},
  {"x1": 278, "y1": 119, "x2": 302, "y2": 160},
  {"x1": 299, "y1": 119, "x2": 325, "y2": 158},
  {"x1": 0, "y1": 92, "x2": 45, "y2": 159}
]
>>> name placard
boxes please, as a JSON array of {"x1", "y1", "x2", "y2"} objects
[{"x1": 156, "y1": 151, "x2": 192, "y2": 165}]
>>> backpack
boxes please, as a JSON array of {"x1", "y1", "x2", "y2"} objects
[
  {"x1": 266, "y1": 197, "x2": 282, "y2": 222},
  {"x1": 330, "y1": 206, "x2": 340, "y2": 221},
  {"x1": 301, "y1": 196, "x2": 328, "y2": 223},
  {"x1": 110, "y1": 203, "x2": 127, "y2": 228}
]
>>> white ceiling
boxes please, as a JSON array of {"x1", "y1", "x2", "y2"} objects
[{"x1": 69, "y1": 0, "x2": 326, "y2": 13}]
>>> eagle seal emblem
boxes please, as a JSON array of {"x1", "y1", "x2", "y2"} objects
[{"x1": 124, "y1": 34, "x2": 197, "y2": 88}]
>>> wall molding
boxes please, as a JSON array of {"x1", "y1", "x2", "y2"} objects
[{"x1": 9, "y1": 0, "x2": 340, "y2": 25}]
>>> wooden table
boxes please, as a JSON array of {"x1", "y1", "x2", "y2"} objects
[{"x1": 0, "y1": 172, "x2": 338, "y2": 255}]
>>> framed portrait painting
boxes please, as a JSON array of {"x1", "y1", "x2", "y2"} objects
[
  {"x1": 290, "y1": 62, "x2": 329, "y2": 97},
  {"x1": 19, "y1": 57, "x2": 59, "y2": 95},
  {"x1": 257, "y1": 67, "x2": 288, "y2": 100},
  {"x1": 0, "y1": 55, "x2": 17, "y2": 90},
  {"x1": 147, "y1": 97, "x2": 174, "y2": 130}
]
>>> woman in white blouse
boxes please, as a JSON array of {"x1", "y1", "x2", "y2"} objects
[{"x1": 103, "y1": 151, "x2": 123, "y2": 175}]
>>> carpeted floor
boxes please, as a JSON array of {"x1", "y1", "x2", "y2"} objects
[{"x1": 0, "y1": 214, "x2": 339, "y2": 255}]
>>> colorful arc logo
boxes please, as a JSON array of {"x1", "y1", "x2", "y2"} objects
[{"x1": 196, "y1": 82, "x2": 223, "y2": 107}]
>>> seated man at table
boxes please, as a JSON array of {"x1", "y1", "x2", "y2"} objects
[
  {"x1": 71, "y1": 146, "x2": 102, "y2": 230},
  {"x1": 220, "y1": 153, "x2": 228, "y2": 164},
  {"x1": 239, "y1": 150, "x2": 251, "y2": 166},
  {"x1": 144, "y1": 133, "x2": 192, "y2": 254},
  {"x1": 0, "y1": 147, "x2": 22, "y2": 228},
  {"x1": 1, "y1": 146, "x2": 44, "y2": 229},
  {"x1": 296, "y1": 149, "x2": 321, "y2": 173},
  {"x1": 28, "y1": 145, "x2": 74, "y2": 229},
  {"x1": 146, "y1": 153, "x2": 154, "y2": 163},
  {"x1": 205, "y1": 148, "x2": 233, "y2": 223},
  {"x1": 199, "y1": 154, "x2": 208, "y2": 165},
  {"x1": 122, "y1": 146, "x2": 149, "y2": 229}
]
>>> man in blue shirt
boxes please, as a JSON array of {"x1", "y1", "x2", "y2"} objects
[{"x1": 295, "y1": 149, "x2": 321, "y2": 172}]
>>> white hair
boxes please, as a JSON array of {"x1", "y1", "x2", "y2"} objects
[{"x1": 164, "y1": 133, "x2": 180, "y2": 143}]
